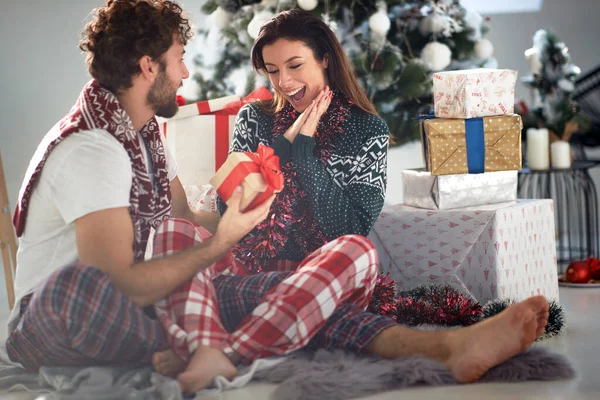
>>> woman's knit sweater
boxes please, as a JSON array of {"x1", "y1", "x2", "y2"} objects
[{"x1": 218, "y1": 101, "x2": 389, "y2": 263}]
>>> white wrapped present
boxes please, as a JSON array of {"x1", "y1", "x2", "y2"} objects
[
  {"x1": 369, "y1": 199, "x2": 559, "y2": 303},
  {"x1": 433, "y1": 68, "x2": 518, "y2": 119}
]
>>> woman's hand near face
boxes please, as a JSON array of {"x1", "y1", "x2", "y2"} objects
[
  {"x1": 299, "y1": 86, "x2": 332, "y2": 138},
  {"x1": 283, "y1": 101, "x2": 315, "y2": 143}
]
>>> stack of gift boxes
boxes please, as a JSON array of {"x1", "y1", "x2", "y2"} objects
[
  {"x1": 369, "y1": 69, "x2": 560, "y2": 304},
  {"x1": 405, "y1": 68, "x2": 522, "y2": 210}
]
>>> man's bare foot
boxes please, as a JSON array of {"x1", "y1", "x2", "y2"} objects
[
  {"x1": 445, "y1": 296, "x2": 549, "y2": 383},
  {"x1": 177, "y1": 345, "x2": 238, "y2": 393},
  {"x1": 152, "y1": 349, "x2": 186, "y2": 377}
]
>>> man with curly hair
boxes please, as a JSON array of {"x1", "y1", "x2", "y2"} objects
[
  {"x1": 7, "y1": 0, "x2": 260, "y2": 380},
  {"x1": 7, "y1": 0, "x2": 550, "y2": 395}
]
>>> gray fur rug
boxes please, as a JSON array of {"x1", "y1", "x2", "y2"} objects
[
  {"x1": 254, "y1": 347, "x2": 576, "y2": 400},
  {"x1": 0, "y1": 345, "x2": 576, "y2": 399}
]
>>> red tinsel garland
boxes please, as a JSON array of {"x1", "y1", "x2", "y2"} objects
[
  {"x1": 396, "y1": 285, "x2": 483, "y2": 326},
  {"x1": 367, "y1": 273, "x2": 398, "y2": 320}
]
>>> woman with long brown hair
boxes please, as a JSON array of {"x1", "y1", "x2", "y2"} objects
[{"x1": 220, "y1": 9, "x2": 390, "y2": 273}]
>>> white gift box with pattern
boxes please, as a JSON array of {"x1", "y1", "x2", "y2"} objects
[
  {"x1": 432, "y1": 68, "x2": 518, "y2": 119},
  {"x1": 368, "y1": 199, "x2": 559, "y2": 304}
]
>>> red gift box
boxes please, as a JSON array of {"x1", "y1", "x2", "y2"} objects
[{"x1": 210, "y1": 145, "x2": 284, "y2": 212}]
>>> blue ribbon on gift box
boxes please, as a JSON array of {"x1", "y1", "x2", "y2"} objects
[{"x1": 415, "y1": 112, "x2": 485, "y2": 174}]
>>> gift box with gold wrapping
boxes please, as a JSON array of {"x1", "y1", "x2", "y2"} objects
[{"x1": 420, "y1": 114, "x2": 522, "y2": 176}]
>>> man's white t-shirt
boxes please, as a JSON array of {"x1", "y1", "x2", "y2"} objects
[{"x1": 8, "y1": 123, "x2": 177, "y2": 331}]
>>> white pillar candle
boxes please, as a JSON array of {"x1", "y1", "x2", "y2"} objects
[
  {"x1": 524, "y1": 47, "x2": 542, "y2": 75},
  {"x1": 527, "y1": 128, "x2": 549, "y2": 170},
  {"x1": 551, "y1": 140, "x2": 572, "y2": 169}
]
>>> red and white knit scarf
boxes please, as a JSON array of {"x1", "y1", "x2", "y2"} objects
[{"x1": 13, "y1": 80, "x2": 172, "y2": 262}]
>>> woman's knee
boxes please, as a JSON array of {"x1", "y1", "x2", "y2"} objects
[
  {"x1": 322, "y1": 235, "x2": 379, "y2": 281},
  {"x1": 340, "y1": 234, "x2": 377, "y2": 265}
]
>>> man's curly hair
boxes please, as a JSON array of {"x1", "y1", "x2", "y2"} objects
[{"x1": 79, "y1": 0, "x2": 193, "y2": 93}]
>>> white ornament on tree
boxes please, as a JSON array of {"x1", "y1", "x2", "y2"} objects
[
  {"x1": 429, "y1": 14, "x2": 450, "y2": 34},
  {"x1": 247, "y1": 10, "x2": 274, "y2": 39},
  {"x1": 474, "y1": 39, "x2": 494, "y2": 59},
  {"x1": 297, "y1": 0, "x2": 318, "y2": 11},
  {"x1": 212, "y1": 7, "x2": 232, "y2": 29},
  {"x1": 368, "y1": 9, "x2": 391, "y2": 37},
  {"x1": 420, "y1": 41, "x2": 452, "y2": 71}
]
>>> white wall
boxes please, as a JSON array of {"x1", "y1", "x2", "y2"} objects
[{"x1": 0, "y1": 0, "x2": 599, "y2": 303}]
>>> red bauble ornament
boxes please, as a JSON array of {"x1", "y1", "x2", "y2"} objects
[
  {"x1": 566, "y1": 261, "x2": 591, "y2": 283},
  {"x1": 587, "y1": 257, "x2": 600, "y2": 280},
  {"x1": 176, "y1": 95, "x2": 187, "y2": 106}
]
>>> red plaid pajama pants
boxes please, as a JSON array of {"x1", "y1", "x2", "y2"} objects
[
  {"x1": 6, "y1": 263, "x2": 170, "y2": 372},
  {"x1": 6, "y1": 219, "x2": 394, "y2": 372},
  {"x1": 153, "y1": 218, "x2": 380, "y2": 361}
]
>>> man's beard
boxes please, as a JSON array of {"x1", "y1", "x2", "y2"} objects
[{"x1": 147, "y1": 69, "x2": 179, "y2": 119}]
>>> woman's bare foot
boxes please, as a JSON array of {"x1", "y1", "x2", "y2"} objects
[
  {"x1": 177, "y1": 345, "x2": 238, "y2": 393},
  {"x1": 152, "y1": 349, "x2": 186, "y2": 377},
  {"x1": 445, "y1": 295, "x2": 549, "y2": 383}
]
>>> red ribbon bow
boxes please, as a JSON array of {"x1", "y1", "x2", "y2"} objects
[
  {"x1": 246, "y1": 145, "x2": 284, "y2": 190},
  {"x1": 217, "y1": 144, "x2": 284, "y2": 211}
]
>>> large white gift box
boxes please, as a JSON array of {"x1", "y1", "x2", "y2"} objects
[
  {"x1": 369, "y1": 199, "x2": 559, "y2": 304},
  {"x1": 433, "y1": 68, "x2": 518, "y2": 119}
]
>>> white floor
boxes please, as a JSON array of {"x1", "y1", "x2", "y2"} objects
[{"x1": 0, "y1": 286, "x2": 598, "y2": 400}]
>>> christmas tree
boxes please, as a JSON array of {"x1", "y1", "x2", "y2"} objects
[
  {"x1": 192, "y1": 0, "x2": 497, "y2": 145},
  {"x1": 521, "y1": 29, "x2": 589, "y2": 141}
]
